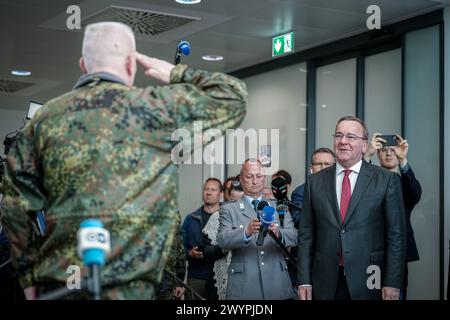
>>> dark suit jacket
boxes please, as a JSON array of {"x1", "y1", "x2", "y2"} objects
[
  {"x1": 290, "y1": 183, "x2": 305, "y2": 229},
  {"x1": 400, "y1": 165, "x2": 422, "y2": 262},
  {"x1": 297, "y1": 160, "x2": 406, "y2": 300}
]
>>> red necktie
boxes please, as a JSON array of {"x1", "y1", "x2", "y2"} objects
[
  {"x1": 339, "y1": 169, "x2": 352, "y2": 266},
  {"x1": 340, "y1": 169, "x2": 352, "y2": 222}
]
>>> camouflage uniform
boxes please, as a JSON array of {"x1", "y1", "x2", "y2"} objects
[
  {"x1": 0, "y1": 65, "x2": 247, "y2": 299},
  {"x1": 155, "y1": 218, "x2": 186, "y2": 300}
]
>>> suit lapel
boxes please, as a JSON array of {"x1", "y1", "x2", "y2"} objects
[
  {"x1": 241, "y1": 196, "x2": 258, "y2": 220},
  {"x1": 324, "y1": 165, "x2": 342, "y2": 227},
  {"x1": 343, "y1": 160, "x2": 373, "y2": 226}
]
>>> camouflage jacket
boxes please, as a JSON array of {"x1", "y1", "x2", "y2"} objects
[
  {"x1": 0, "y1": 64, "x2": 247, "y2": 299},
  {"x1": 156, "y1": 220, "x2": 186, "y2": 300}
]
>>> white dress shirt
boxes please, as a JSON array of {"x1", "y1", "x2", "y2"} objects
[{"x1": 335, "y1": 160, "x2": 363, "y2": 210}]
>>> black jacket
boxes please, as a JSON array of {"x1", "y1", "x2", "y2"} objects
[{"x1": 400, "y1": 165, "x2": 422, "y2": 262}]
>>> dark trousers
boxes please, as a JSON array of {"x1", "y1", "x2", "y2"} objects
[
  {"x1": 186, "y1": 277, "x2": 207, "y2": 300},
  {"x1": 0, "y1": 261, "x2": 25, "y2": 301},
  {"x1": 400, "y1": 263, "x2": 409, "y2": 300},
  {"x1": 334, "y1": 267, "x2": 351, "y2": 300}
]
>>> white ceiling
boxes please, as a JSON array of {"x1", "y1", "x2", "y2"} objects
[{"x1": 0, "y1": 0, "x2": 449, "y2": 112}]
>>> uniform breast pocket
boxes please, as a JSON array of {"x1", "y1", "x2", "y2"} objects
[
  {"x1": 231, "y1": 223, "x2": 243, "y2": 230},
  {"x1": 229, "y1": 263, "x2": 245, "y2": 275},
  {"x1": 279, "y1": 260, "x2": 289, "y2": 272},
  {"x1": 227, "y1": 263, "x2": 245, "y2": 297}
]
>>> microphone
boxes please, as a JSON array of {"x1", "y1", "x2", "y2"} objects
[
  {"x1": 256, "y1": 200, "x2": 269, "y2": 212},
  {"x1": 271, "y1": 176, "x2": 289, "y2": 227},
  {"x1": 271, "y1": 176, "x2": 288, "y2": 200},
  {"x1": 174, "y1": 40, "x2": 191, "y2": 65},
  {"x1": 256, "y1": 204, "x2": 276, "y2": 246},
  {"x1": 276, "y1": 201, "x2": 288, "y2": 228},
  {"x1": 77, "y1": 219, "x2": 111, "y2": 300}
]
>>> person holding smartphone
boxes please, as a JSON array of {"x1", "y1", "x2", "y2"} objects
[{"x1": 364, "y1": 133, "x2": 422, "y2": 299}]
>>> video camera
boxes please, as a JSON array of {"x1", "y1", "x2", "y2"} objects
[{"x1": 231, "y1": 177, "x2": 242, "y2": 191}]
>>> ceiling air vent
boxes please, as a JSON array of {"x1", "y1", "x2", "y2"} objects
[
  {"x1": 82, "y1": 6, "x2": 198, "y2": 36},
  {"x1": 0, "y1": 79, "x2": 34, "y2": 93}
]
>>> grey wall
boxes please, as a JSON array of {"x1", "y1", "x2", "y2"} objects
[
  {"x1": 226, "y1": 62, "x2": 308, "y2": 194},
  {"x1": 445, "y1": 6, "x2": 450, "y2": 301},
  {"x1": 315, "y1": 58, "x2": 356, "y2": 150},
  {"x1": 404, "y1": 24, "x2": 440, "y2": 300},
  {"x1": 178, "y1": 164, "x2": 203, "y2": 219},
  {"x1": 364, "y1": 49, "x2": 402, "y2": 166}
]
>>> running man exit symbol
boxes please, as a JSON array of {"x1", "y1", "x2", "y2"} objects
[{"x1": 272, "y1": 32, "x2": 294, "y2": 57}]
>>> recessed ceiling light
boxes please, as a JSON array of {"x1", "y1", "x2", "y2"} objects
[
  {"x1": 175, "y1": 0, "x2": 201, "y2": 4},
  {"x1": 202, "y1": 55, "x2": 223, "y2": 61},
  {"x1": 11, "y1": 70, "x2": 31, "y2": 76}
]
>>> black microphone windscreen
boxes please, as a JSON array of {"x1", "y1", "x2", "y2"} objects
[{"x1": 256, "y1": 200, "x2": 269, "y2": 211}]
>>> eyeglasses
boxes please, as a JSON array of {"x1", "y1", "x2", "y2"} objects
[
  {"x1": 311, "y1": 162, "x2": 335, "y2": 168},
  {"x1": 333, "y1": 132, "x2": 367, "y2": 142}
]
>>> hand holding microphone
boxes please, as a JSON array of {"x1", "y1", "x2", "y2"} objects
[
  {"x1": 257, "y1": 204, "x2": 276, "y2": 246},
  {"x1": 245, "y1": 218, "x2": 261, "y2": 237},
  {"x1": 268, "y1": 222, "x2": 280, "y2": 238}
]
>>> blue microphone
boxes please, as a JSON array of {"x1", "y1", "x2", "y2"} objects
[
  {"x1": 257, "y1": 205, "x2": 276, "y2": 246},
  {"x1": 174, "y1": 40, "x2": 191, "y2": 65},
  {"x1": 178, "y1": 40, "x2": 190, "y2": 56},
  {"x1": 77, "y1": 219, "x2": 110, "y2": 300},
  {"x1": 276, "y1": 201, "x2": 288, "y2": 228}
]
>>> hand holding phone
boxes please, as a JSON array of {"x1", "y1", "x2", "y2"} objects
[{"x1": 379, "y1": 135, "x2": 398, "y2": 147}]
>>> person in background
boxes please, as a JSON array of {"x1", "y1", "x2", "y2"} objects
[
  {"x1": 291, "y1": 148, "x2": 335, "y2": 228},
  {"x1": 224, "y1": 175, "x2": 244, "y2": 201},
  {"x1": 364, "y1": 133, "x2": 422, "y2": 299},
  {"x1": 182, "y1": 178, "x2": 224, "y2": 299}
]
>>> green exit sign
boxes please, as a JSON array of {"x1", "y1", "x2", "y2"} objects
[{"x1": 272, "y1": 32, "x2": 294, "y2": 57}]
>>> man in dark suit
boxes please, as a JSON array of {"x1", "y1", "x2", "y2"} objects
[
  {"x1": 297, "y1": 116, "x2": 406, "y2": 300},
  {"x1": 289, "y1": 148, "x2": 335, "y2": 291},
  {"x1": 364, "y1": 133, "x2": 422, "y2": 299}
]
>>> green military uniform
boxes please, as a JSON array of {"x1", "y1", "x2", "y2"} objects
[
  {"x1": 0, "y1": 64, "x2": 247, "y2": 299},
  {"x1": 155, "y1": 218, "x2": 186, "y2": 300}
]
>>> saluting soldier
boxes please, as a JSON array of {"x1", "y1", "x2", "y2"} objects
[{"x1": 0, "y1": 21, "x2": 247, "y2": 300}]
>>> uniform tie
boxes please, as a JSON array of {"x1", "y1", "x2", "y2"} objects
[{"x1": 251, "y1": 199, "x2": 260, "y2": 211}]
